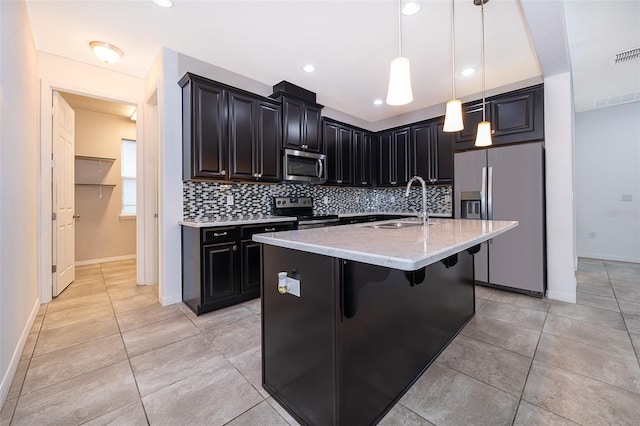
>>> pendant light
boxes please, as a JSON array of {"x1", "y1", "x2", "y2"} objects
[
  {"x1": 474, "y1": 0, "x2": 492, "y2": 147},
  {"x1": 386, "y1": 0, "x2": 413, "y2": 106},
  {"x1": 443, "y1": 0, "x2": 464, "y2": 132}
]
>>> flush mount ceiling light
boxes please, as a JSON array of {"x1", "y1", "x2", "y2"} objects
[
  {"x1": 373, "y1": 99, "x2": 383, "y2": 105},
  {"x1": 474, "y1": 0, "x2": 492, "y2": 147},
  {"x1": 443, "y1": 0, "x2": 463, "y2": 132},
  {"x1": 461, "y1": 67, "x2": 476, "y2": 76},
  {"x1": 302, "y1": 64, "x2": 316, "y2": 73},
  {"x1": 401, "y1": 1, "x2": 421, "y2": 16},
  {"x1": 89, "y1": 41, "x2": 123, "y2": 64},
  {"x1": 386, "y1": 0, "x2": 413, "y2": 106},
  {"x1": 153, "y1": 0, "x2": 173, "y2": 7}
]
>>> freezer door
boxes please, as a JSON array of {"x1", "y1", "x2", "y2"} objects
[
  {"x1": 454, "y1": 149, "x2": 488, "y2": 283},
  {"x1": 487, "y1": 142, "x2": 545, "y2": 294}
]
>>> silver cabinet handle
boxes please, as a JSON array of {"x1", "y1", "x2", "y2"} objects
[
  {"x1": 232, "y1": 245, "x2": 237, "y2": 251},
  {"x1": 220, "y1": 170, "x2": 226, "y2": 176},
  {"x1": 253, "y1": 173, "x2": 259, "y2": 178},
  {"x1": 265, "y1": 227, "x2": 276, "y2": 232},
  {"x1": 214, "y1": 231, "x2": 227, "y2": 237},
  {"x1": 362, "y1": 181, "x2": 367, "y2": 185}
]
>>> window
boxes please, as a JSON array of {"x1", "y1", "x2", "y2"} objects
[{"x1": 121, "y1": 139, "x2": 136, "y2": 215}]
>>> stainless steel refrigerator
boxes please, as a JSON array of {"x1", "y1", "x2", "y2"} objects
[{"x1": 454, "y1": 142, "x2": 546, "y2": 296}]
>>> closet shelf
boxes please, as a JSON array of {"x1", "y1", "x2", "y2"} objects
[{"x1": 75, "y1": 155, "x2": 116, "y2": 162}]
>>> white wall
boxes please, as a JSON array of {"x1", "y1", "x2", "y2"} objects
[
  {"x1": 37, "y1": 52, "x2": 144, "y2": 303},
  {"x1": 575, "y1": 102, "x2": 640, "y2": 262},
  {"x1": 0, "y1": 0, "x2": 40, "y2": 407}
]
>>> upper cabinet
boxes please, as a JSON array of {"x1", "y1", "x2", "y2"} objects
[
  {"x1": 412, "y1": 119, "x2": 453, "y2": 184},
  {"x1": 454, "y1": 85, "x2": 544, "y2": 151},
  {"x1": 277, "y1": 96, "x2": 323, "y2": 153},
  {"x1": 353, "y1": 131, "x2": 372, "y2": 187},
  {"x1": 322, "y1": 119, "x2": 353, "y2": 186},
  {"x1": 180, "y1": 73, "x2": 281, "y2": 182},
  {"x1": 377, "y1": 127, "x2": 412, "y2": 187}
]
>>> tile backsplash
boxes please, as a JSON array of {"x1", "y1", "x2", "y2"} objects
[{"x1": 183, "y1": 182, "x2": 452, "y2": 220}]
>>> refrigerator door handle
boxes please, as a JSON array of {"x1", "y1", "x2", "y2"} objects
[
  {"x1": 480, "y1": 166, "x2": 487, "y2": 219},
  {"x1": 487, "y1": 166, "x2": 493, "y2": 220}
]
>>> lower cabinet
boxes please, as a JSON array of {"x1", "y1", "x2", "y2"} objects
[{"x1": 182, "y1": 221, "x2": 296, "y2": 315}]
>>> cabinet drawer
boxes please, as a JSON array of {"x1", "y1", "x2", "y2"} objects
[
  {"x1": 202, "y1": 226, "x2": 239, "y2": 244},
  {"x1": 241, "y1": 221, "x2": 297, "y2": 239}
]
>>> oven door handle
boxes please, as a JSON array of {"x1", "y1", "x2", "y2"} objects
[{"x1": 316, "y1": 158, "x2": 323, "y2": 178}]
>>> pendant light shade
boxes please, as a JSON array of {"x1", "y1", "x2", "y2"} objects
[
  {"x1": 386, "y1": 0, "x2": 413, "y2": 106},
  {"x1": 443, "y1": 99, "x2": 463, "y2": 131},
  {"x1": 386, "y1": 56, "x2": 413, "y2": 105},
  {"x1": 475, "y1": 121, "x2": 492, "y2": 147},
  {"x1": 474, "y1": 0, "x2": 492, "y2": 147},
  {"x1": 443, "y1": 0, "x2": 463, "y2": 132}
]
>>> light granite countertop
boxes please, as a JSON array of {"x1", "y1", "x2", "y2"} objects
[
  {"x1": 338, "y1": 211, "x2": 452, "y2": 218},
  {"x1": 253, "y1": 218, "x2": 518, "y2": 271},
  {"x1": 179, "y1": 215, "x2": 297, "y2": 228}
]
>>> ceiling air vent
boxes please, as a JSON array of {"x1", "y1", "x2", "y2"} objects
[{"x1": 610, "y1": 47, "x2": 640, "y2": 65}]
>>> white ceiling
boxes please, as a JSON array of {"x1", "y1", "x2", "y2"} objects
[{"x1": 25, "y1": 0, "x2": 639, "y2": 122}]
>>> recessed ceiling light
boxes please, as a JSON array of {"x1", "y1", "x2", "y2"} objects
[
  {"x1": 402, "y1": 2, "x2": 421, "y2": 16},
  {"x1": 153, "y1": 0, "x2": 173, "y2": 7},
  {"x1": 89, "y1": 41, "x2": 123, "y2": 64},
  {"x1": 461, "y1": 68, "x2": 476, "y2": 76},
  {"x1": 373, "y1": 99, "x2": 383, "y2": 106},
  {"x1": 302, "y1": 64, "x2": 316, "y2": 73}
]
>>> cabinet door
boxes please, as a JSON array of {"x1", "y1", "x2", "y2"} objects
[
  {"x1": 282, "y1": 97, "x2": 304, "y2": 150},
  {"x1": 228, "y1": 92, "x2": 256, "y2": 181},
  {"x1": 411, "y1": 123, "x2": 433, "y2": 182},
  {"x1": 202, "y1": 242, "x2": 238, "y2": 308},
  {"x1": 241, "y1": 240, "x2": 262, "y2": 297},
  {"x1": 490, "y1": 87, "x2": 543, "y2": 144},
  {"x1": 394, "y1": 127, "x2": 412, "y2": 185},
  {"x1": 454, "y1": 100, "x2": 487, "y2": 151},
  {"x1": 353, "y1": 131, "x2": 371, "y2": 187},
  {"x1": 185, "y1": 79, "x2": 227, "y2": 180},
  {"x1": 338, "y1": 127, "x2": 353, "y2": 185},
  {"x1": 323, "y1": 121, "x2": 340, "y2": 184},
  {"x1": 434, "y1": 122, "x2": 453, "y2": 183},
  {"x1": 257, "y1": 101, "x2": 281, "y2": 182},
  {"x1": 304, "y1": 104, "x2": 323, "y2": 153},
  {"x1": 377, "y1": 132, "x2": 393, "y2": 187}
]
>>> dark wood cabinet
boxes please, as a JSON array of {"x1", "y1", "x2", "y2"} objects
[
  {"x1": 378, "y1": 128, "x2": 412, "y2": 187},
  {"x1": 353, "y1": 131, "x2": 372, "y2": 187},
  {"x1": 228, "y1": 92, "x2": 282, "y2": 182},
  {"x1": 323, "y1": 119, "x2": 353, "y2": 185},
  {"x1": 182, "y1": 221, "x2": 296, "y2": 315},
  {"x1": 454, "y1": 85, "x2": 544, "y2": 151},
  {"x1": 279, "y1": 96, "x2": 324, "y2": 153},
  {"x1": 412, "y1": 119, "x2": 453, "y2": 184},
  {"x1": 180, "y1": 73, "x2": 282, "y2": 183},
  {"x1": 181, "y1": 74, "x2": 228, "y2": 180}
]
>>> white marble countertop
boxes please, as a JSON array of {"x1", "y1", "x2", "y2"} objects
[
  {"x1": 253, "y1": 218, "x2": 518, "y2": 271},
  {"x1": 338, "y1": 211, "x2": 452, "y2": 218},
  {"x1": 179, "y1": 216, "x2": 297, "y2": 228}
]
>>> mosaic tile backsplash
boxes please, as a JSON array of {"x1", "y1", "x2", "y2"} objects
[{"x1": 183, "y1": 182, "x2": 452, "y2": 220}]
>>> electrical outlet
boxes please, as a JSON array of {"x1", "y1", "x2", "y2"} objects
[
  {"x1": 355, "y1": 194, "x2": 360, "y2": 204},
  {"x1": 588, "y1": 232, "x2": 596, "y2": 239},
  {"x1": 226, "y1": 195, "x2": 234, "y2": 206},
  {"x1": 390, "y1": 196, "x2": 396, "y2": 202},
  {"x1": 444, "y1": 194, "x2": 451, "y2": 203},
  {"x1": 621, "y1": 194, "x2": 632, "y2": 202},
  {"x1": 323, "y1": 196, "x2": 329, "y2": 204}
]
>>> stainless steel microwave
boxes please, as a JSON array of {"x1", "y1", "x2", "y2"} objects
[{"x1": 283, "y1": 149, "x2": 327, "y2": 184}]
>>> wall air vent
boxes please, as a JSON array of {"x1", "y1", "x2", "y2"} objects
[
  {"x1": 593, "y1": 91, "x2": 640, "y2": 109},
  {"x1": 610, "y1": 47, "x2": 640, "y2": 65}
]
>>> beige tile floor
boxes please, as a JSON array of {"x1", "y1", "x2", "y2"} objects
[{"x1": 2, "y1": 258, "x2": 640, "y2": 425}]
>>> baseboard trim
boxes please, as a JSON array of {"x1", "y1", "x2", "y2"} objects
[
  {"x1": 547, "y1": 289, "x2": 577, "y2": 303},
  {"x1": 75, "y1": 254, "x2": 136, "y2": 266},
  {"x1": 159, "y1": 293, "x2": 182, "y2": 307},
  {"x1": 0, "y1": 298, "x2": 40, "y2": 407},
  {"x1": 577, "y1": 251, "x2": 640, "y2": 264}
]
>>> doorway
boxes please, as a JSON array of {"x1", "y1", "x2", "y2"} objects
[{"x1": 43, "y1": 87, "x2": 158, "y2": 302}]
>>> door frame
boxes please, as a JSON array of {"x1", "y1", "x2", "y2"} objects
[{"x1": 38, "y1": 79, "x2": 155, "y2": 302}]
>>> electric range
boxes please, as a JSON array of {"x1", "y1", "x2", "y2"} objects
[{"x1": 273, "y1": 196, "x2": 339, "y2": 229}]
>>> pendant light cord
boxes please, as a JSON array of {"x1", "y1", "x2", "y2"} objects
[
  {"x1": 481, "y1": 0, "x2": 486, "y2": 121},
  {"x1": 451, "y1": 0, "x2": 456, "y2": 99},
  {"x1": 398, "y1": 0, "x2": 403, "y2": 57}
]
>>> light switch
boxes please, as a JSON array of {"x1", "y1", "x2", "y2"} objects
[{"x1": 227, "y1": 195, "x2": 234, "y2": 206}]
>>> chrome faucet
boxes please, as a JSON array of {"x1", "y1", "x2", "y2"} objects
[{"x1": 405, "y1": 176, "x2": 428, "y2": 226}]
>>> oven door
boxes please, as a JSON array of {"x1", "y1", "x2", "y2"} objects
[{"x1": 283, "y1": 149, "x2": 327, "y2": 184}]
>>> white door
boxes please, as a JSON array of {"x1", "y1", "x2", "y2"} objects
[{"x1": 52, "y1": 92, "x2": 76, "y2": 296}]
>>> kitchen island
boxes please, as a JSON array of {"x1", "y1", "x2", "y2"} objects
[{"x1": 253, "y1": 218, "x2": 518, "y2": 426}]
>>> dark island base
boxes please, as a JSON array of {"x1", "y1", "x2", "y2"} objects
[{"x1": 261, "y1": 246, "x2": 476, "y2": 426}]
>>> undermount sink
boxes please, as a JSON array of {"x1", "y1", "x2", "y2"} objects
[{"x1": 367, "y1": 221, "x2": 425, "y2": 229}]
